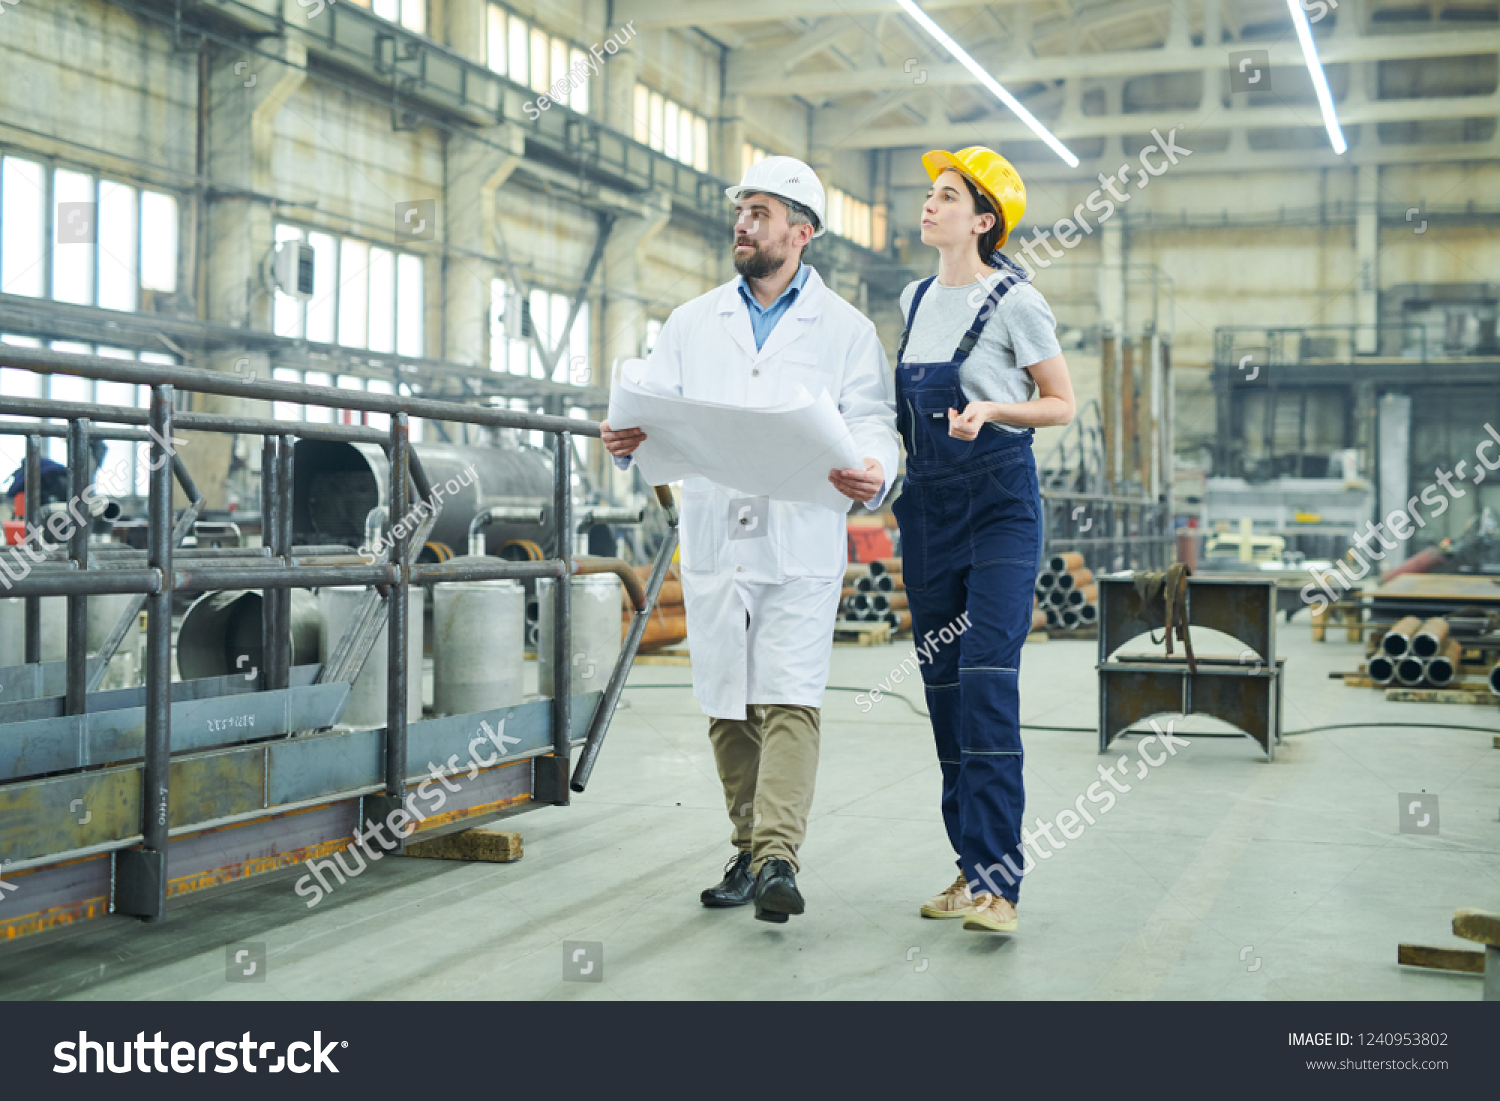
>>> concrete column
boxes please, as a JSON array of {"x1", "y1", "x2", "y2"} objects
[
  {"x1": 1059, "y1": 78, "x2": 1083, "y2": 128},
  {"x1": 1166, "y1": 2, "x2": 1192, "y2": 48},
  {"x1": 1356, "y1": 166, "x2": 1379, "y2": 353},
  {"x1": 1377, "y1": 392, "x2": 1411, "y2": 540},
  {"x1": 1353, "y1": 378, "x2": 1378, "y2": 493},
  {"x1": 1099, "y1": 216, "x2": 1125, "y2": 336},
  {"x1": 601, "y1": 192, "x2": 671, "y2": 496},
  {"x1": 443, "y1": 0, "x2": 487, "y2": 65},
  {"x1": 603, "y1": 34, "x2": 637, "y2": 138},
  {"x1": 1098, "y1": 78, "x2": 1126, "y2": 180},
  {"x1": 444, "y1": 123, "x2": 526, "y2": 367},
  {"x1": 200, "y1": 37, "x2": 306, "y2": 510},
  {"x1": 205, "y1": 37, "x2": 306, "y2": 331},
  {"x1": 720, "y1": 93, "x2": 747, "y2": 182},
  {"x1": 1099, "y1": 217, "x2": 1126, "y2": 488},
  {"x1": 1203, "y1": 0, "x2": 1222, "y2": 46}
]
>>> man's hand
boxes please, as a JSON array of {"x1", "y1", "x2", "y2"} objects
[
  {"x1": 600, "y1": 419, "x2": 647, "y2": 459},
  {"x1": 947, "y1": 402, "x2": 994, "y2": 441},
  {"x1": 829, "y1": 458, "x2": 885, "y2": 503}
]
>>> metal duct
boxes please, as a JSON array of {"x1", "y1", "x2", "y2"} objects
[
  {"x1": 177, "y1": 589, "x2": 322, "y2": 680},
  {"x1": 433, "y1": 579, "x2": 526, "y2": 717},
  {"x1": 293, "y1": 440, "x2": 556, "y2": 559}
]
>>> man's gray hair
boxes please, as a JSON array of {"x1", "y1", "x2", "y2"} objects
[{"x1": 743, "y1": 190, "x2": 819, "y2": 233}]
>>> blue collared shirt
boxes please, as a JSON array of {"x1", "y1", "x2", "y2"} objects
[{"x1": 737, "y1": 262, "x2": 810, "y2": 351}]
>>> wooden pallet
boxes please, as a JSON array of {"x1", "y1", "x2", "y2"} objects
[
  {"x1": 833, "y1": 618, "x2": 891, "y2": 646},
  {"x1": 633, "y1": 652, "x2": 692, "y2": 666},
  {"x1": 1384, "y1": 686, "x2": 1498, "y2": 705},
  {"x1": 1046, "y1": 627, "x2": 1098, "y2": 641}
]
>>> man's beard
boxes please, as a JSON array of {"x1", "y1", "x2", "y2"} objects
[{"x1": 732, "y1": 240, "x2": 789, "y2": 280}]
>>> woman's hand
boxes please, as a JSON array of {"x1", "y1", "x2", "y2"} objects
[{"x1": 947, "y1": 402, "x2": 996, "y2": 441}]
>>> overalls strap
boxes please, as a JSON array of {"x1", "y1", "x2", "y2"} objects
[
  {"x1": 895, "y1": 276, "x2": 937, "y2": 361},
  {"x1": 954, "y1": 269, "x2": 1023, "y2": 364}
]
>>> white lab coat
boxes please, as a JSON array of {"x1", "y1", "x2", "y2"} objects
[{"x1": 622, "y1": 266, "x2": 898, "y2": 719}]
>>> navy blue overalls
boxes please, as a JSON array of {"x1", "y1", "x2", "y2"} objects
[{"x1": 890, "y1": 262, "x2": 1042, "y2": 902}]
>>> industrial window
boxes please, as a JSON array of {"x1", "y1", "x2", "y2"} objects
[
  {"x1": 345, "y1": 0, "x2": 426, "y2": 35},
  {"x1": 272, "y1": 223, "x2": 423, "y2": 358},
  {"x1": 485, "y1": 5, "x2": 589, "y2": 114},
  {"x1": 827, "y1": 186, "x2": 876, "y2": 249},
  {"x1": 269, "y1": 367, "x2": 418, "y2": 441},
  {"x1": 0, "y1": 154, "x2": 180, "y2": 313},
  {"x1": 633, "y1": 84, "x2": 709, "y2": 171},
  {"x1": 0, "y1": 334, "x2": 177, "y2": 497},
  {"x1": 742, "y1": 143, "x2": 769, "y2": 178},
  {"x1": 489, "y1": 278, "x2": 589, "y2": 386}
]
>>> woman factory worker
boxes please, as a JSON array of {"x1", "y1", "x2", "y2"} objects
[{"x1": 891, "y1": 147, "x2": 1075, "y2": 934}]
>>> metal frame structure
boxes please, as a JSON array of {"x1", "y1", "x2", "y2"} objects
[
  {"x1": 1096, "y1": 575, "x2": 1284, "y2": 760},
  {"x1": 1038, "y1": 396, "x2": 1175, "y2": 575},
  {"x1": 0, "y1": 344, "x2": 676, "y2": 932}
]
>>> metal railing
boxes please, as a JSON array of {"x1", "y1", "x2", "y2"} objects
[
  {"x1": 1213, "y1": 323, "x2": 1500, "y2": 368},
  {"x1": 1035, "y1": 398, "x2": 1175, "y2": 573},
  {"x1": 0, "y1": 343, "x2": 677, "y2": 922}
]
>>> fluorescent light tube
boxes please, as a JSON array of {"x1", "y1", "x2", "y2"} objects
[
  {"x1": 1286, "y1": 0, "x2": 1347, "y2": 154},
  {"x1": 895, "y1": 0, "x2": 1080, "y2": 167}
]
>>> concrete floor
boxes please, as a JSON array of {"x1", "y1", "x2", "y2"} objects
[{"x1": 2, "y1": 620, "x2": 1497, "y2": 1001}]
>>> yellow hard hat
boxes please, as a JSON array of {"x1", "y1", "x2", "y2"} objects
[{"x1": 921, "y1": 147, "x2": 1026, "y2": 248}]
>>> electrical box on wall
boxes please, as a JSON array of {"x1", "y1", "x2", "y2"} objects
[{"x1": 273, "y1": 241, "x2": 316, "y2": 300}]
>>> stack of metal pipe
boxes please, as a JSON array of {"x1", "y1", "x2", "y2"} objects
[
  {"x1": 624, "y1": 563, "x2": 686, "y2": 651},
  {"x1": 1034, "y1": 552, "x2": 1097, "y2": 631},
  {"x1": 841, "y1": 558, "x2": 910, "y2": 634},
  {"x1": 1370, "y1": 615, "x2": 1466, "y2": 688}
]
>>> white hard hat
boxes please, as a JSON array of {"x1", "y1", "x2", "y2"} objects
[{"x1": 725, "y1": 156, "x2": 826, "y2": 238}]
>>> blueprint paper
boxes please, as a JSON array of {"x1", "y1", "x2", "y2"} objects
[{"x1": 607, "y1": 358, "x2": 861, "y2": 512}]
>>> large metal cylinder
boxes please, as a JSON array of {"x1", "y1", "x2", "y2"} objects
[
  {"x1": 320, "y1": 586, "x2": 423, "y2": 727},
  {"x1": 1383, "y1": 615, "x2": 1423, "y2": 656},
  {"x1": 177, "y1": 589, "x2": 322, "y2": 681},
  {"x1": 432, "y1": 580, "x2": 525, "y2": 716},
  {"x1": 292, "y1": 440, "x2": 555, "y2": 559},
  {"x1": 1411, "y1": 617, "x2": 1450, "y2": 659},
  {"x1": 0, "y1": 596, "x2": 63, "y2": 666},
  {"x1": 0, "y1": 595, "x2": 141, "y2": 686},
  {"x1": 1425, "y1": 637, "x2": 1462, "y2": 688},
  {"x1": 1395, "y1": 656, "x2": 1428, "y2": 687},
  {"x1": 537, "y1": 574, "x2": 622, "y2": 699}
]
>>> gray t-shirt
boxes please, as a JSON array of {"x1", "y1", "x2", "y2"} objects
[{"x1": 898, "y1": 277, "x2": 1061, "y2": 434}]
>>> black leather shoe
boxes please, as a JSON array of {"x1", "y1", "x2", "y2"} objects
[
  {"x1": 700, "y1": 851, "x2": 755, "y2": 908},
  {"x1": 754, "y1": 858, "x2": 804, "y2": 923}
]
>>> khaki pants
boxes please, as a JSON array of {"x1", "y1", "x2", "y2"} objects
[{"x1": 709, "y1": 704, "x2": 820, "y2": 875}]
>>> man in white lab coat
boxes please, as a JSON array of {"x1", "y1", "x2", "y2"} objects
[{"x1": 602, "y1": 157, "x2": 898, "y2": 923}]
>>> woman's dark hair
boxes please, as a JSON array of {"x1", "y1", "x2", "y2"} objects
[{"x1": 957, "y1": 173, "x2": 1004, "y2": 263}]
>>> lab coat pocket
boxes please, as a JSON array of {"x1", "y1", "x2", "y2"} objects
[
  {"x1": 773, "y1": 500, "x2": 844, "y2": 581},
  {"x1": 778, "y1": 353, "x2": 836, "y2": 403},
  {"x1": 678, "y1": 482, "x2": 721, "y2": 573}
]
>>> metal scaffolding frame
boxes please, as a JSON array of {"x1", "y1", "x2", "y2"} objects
[{"x1": 0, "y1": 343, "x2": 677, "y2": 927}]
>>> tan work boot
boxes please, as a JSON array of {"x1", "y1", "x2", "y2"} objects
[
  {"x1": 919, "y1": 872, "x2": 975, "y2": 919},
  {"x1": 962, "y1": 892, "x2": 1018, "y2": 933}
]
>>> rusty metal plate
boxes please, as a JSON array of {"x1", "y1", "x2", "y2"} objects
[
  {"x1": 0, "y1": 768, "x2": 140, "y2": 866},
  {"x1": 168, "y1": 746, "x2": 267, "y2": 829},
  {"x1": 0, "y1": 853, "x2": 112, "y2": 941},
  {"x1": 1099, "y1": 576, "x2": 1276, "y2": 665}
]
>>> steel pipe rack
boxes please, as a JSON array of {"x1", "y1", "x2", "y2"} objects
[{"x1": 0, "y1": 343, "x2": 673, "y2": 932}]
